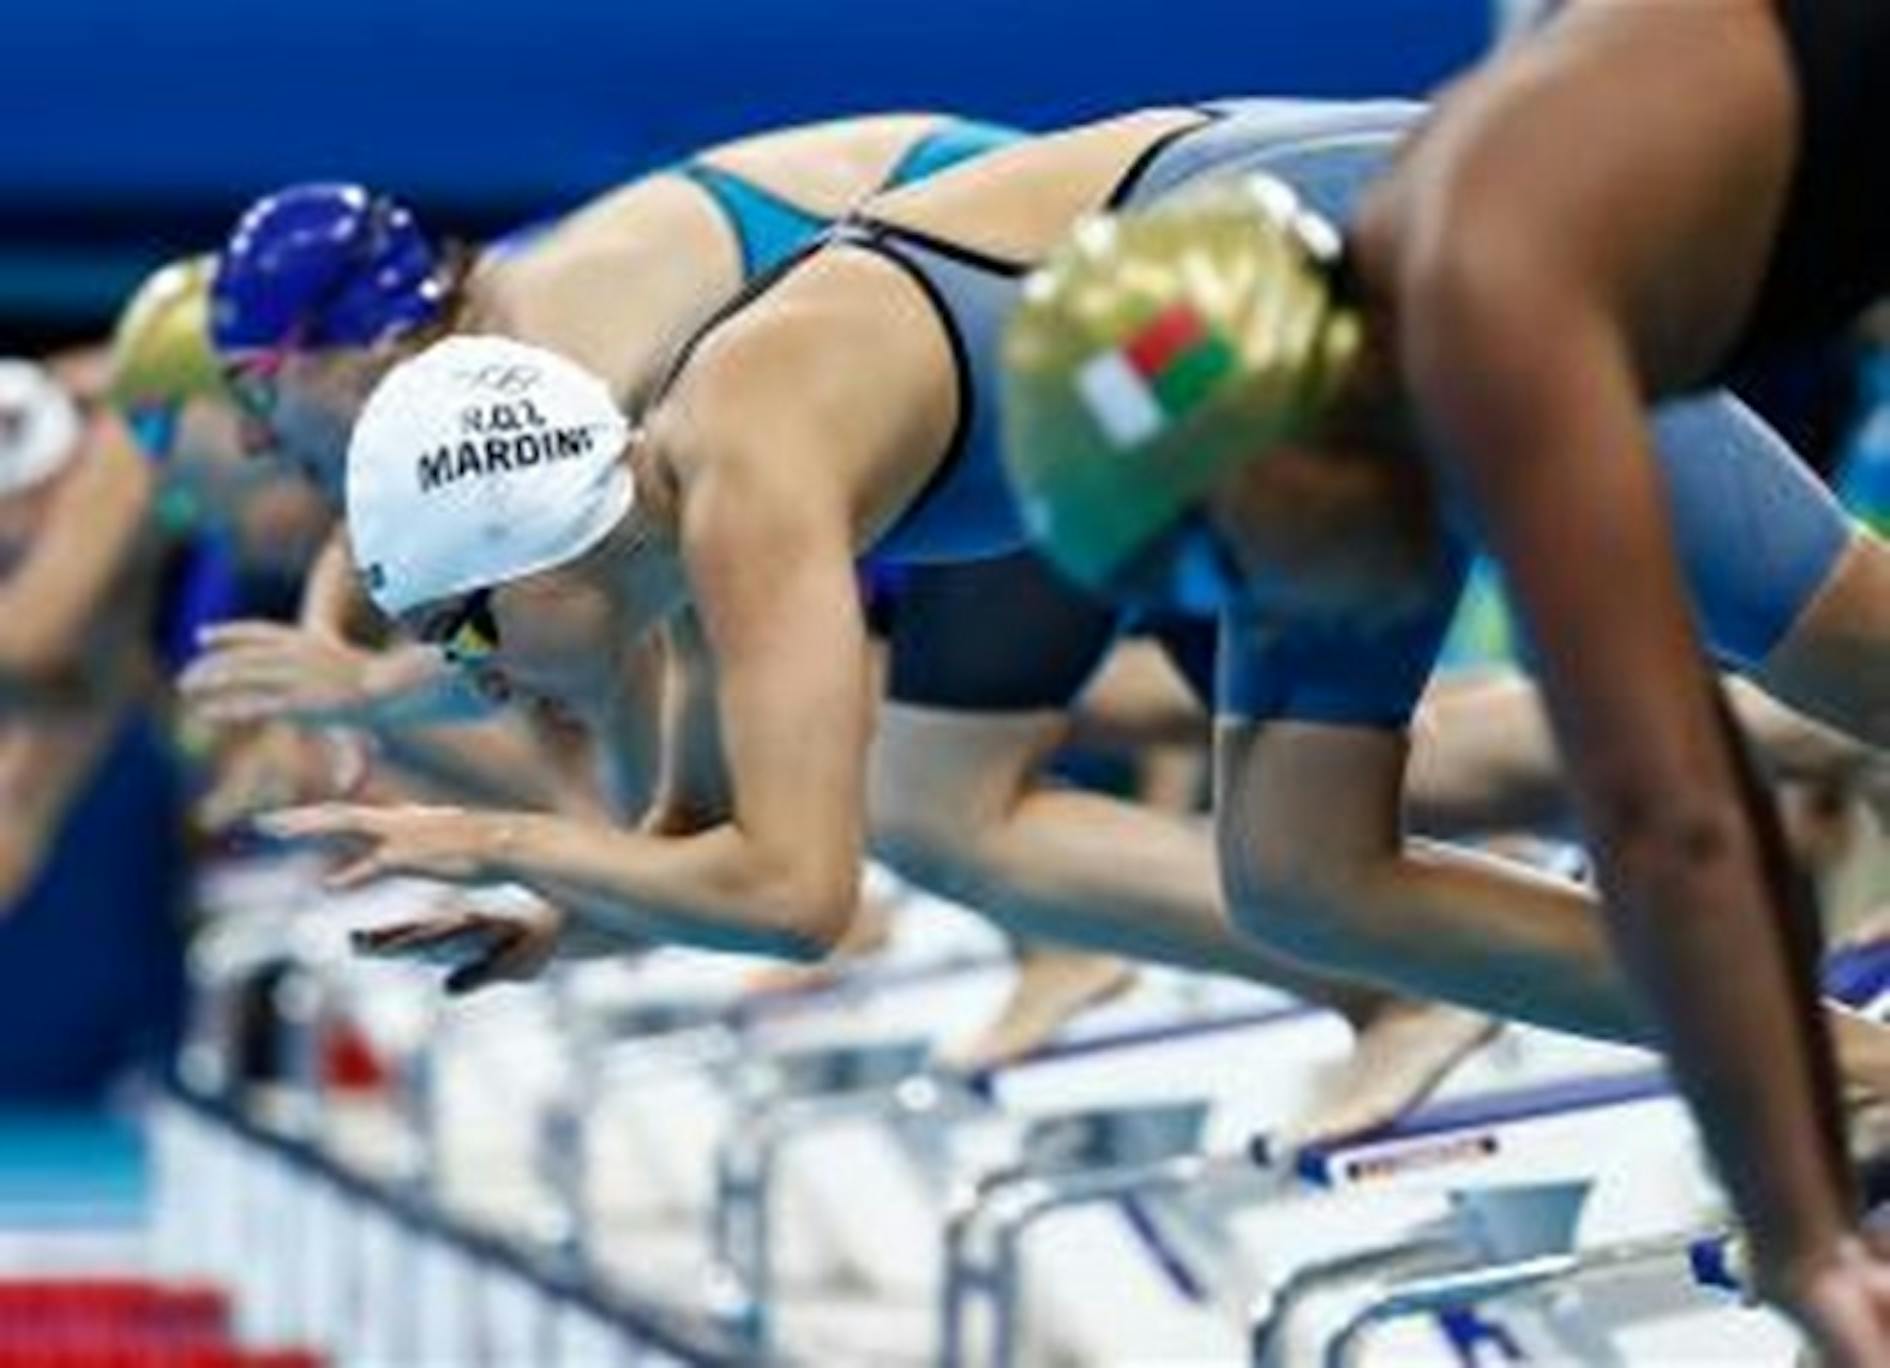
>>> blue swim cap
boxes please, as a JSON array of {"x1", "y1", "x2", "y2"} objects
[{"x1": 211, "y1": 182, "x2": 444, "y2": 354}]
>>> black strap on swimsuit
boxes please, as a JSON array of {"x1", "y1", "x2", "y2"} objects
[
  {"x1": 838, "y1": 215, "x2": 1030, "y2": 280},
  {"x1": 650, "y1": 111, "x2": 1236, "y2": 542},
  {"x1": 824, "y1": 105, "x2": 1228, "y2": 520},
  {"x1": 657, "y1": 107, "x2": 1223, "y2": 412},
  {"x1": 1104, "y1": 105, "x2": 1229, "y2": 210},
  {"x1": 645, "y1": 218, "x2": 987, "y2": 549},
  {"x1": 647, "y1": 234, "x2": 834, "y2": 410},
  {"x1": 826, "y1": 217, "x2": 1015, "y2": 534}
]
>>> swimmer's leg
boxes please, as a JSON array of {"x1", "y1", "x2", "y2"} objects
[
  {"x1": 1215, "y1": 585, "x2": 1890, "y2": 1097},
  {"x1": 1406, "y1": 669, "x2": 1569, "y2": 838},
  {"x1": 1652, "y1": 392, "x2": 1888, "y2": 752},
  {"x1": 1218, "y1": 715, "x2": 1890, "y2": 1093},
  {"x1": 936, "y1": 940, "x2": 1137, "y2": 1072},
  {"x1": 870, "y1": 554, "x2": 1489, "y2": 1131},
  {"x1": 1747, "y1": 530, "x2": 1890, "y2": 750},
  {"x1": 1410, "y1": 668, "x2": 1873, "y2": 844},
  {"x1": 1218, "y1": 715, "x2": 1632, "y2": 1034},
  {"x1": 871, "y1": 699, "x2": 1324, "y2": 987},
  {"x1": 868, "y1": 553, "x2": 1365, "y2": 995},
  {"x1": 743, "y1": 878, "x2": 898, "y2": 994},
  {"x1": 874, "y1": 700, "x2": 1492, "y2": 1131}
]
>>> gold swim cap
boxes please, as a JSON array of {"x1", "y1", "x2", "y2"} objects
[
  {"x1": 107, "y1": 256, "x2": 226, "y2": 415},
  {"x1": 1001, "y1": 174, "x2": 1362, "y2": 593}
]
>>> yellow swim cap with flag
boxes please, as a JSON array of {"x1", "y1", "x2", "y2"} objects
[
  {"x1": 107, "y1": 256, "x2": 226, "y2": 417},
  {"x1": 1001, "y1": 174, "x2": 1363, "y2": 595},
  {"x1": 107, "y1": 256, "x2": 245, "y2": 533}
]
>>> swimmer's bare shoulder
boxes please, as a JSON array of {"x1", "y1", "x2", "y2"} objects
[
  {"x1": 42, "y1": 348, "x2": 112, "y2": 407},
  {"x1": 0, "y1": 406, "x2": 157, "y2": 696},
  {"x1": 468, "y1": 113, "x2": 974, "y2": 405},
  {"x1": 468, "y1": 177, "x2": 741, "y2": 404},
  {"x1": 865, "y1": 108, "x2": 1207, "y2": 264},
  {"x1": 647, "y1": 245, "x2": 959, "y2": 552}
]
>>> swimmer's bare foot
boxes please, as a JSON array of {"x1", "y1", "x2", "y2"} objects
[
  {"x1": 1277, "y1": 999, "x2": 1497, "y2": 1154},
  {"x1": 744, "y1": 885, "x2": 899, "y2": 995},
  {"x1": 936, "y1": 948, "x2": 1138, "y2": 1073}
]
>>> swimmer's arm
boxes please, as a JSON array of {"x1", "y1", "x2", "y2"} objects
[
  {"x1": 359, "y1": 637, "x2": 660, "y2": 825},
  {"x1": 298, "y1": 530, "x2": 381, "y2": 645},
  {"x1": 642, "y1": 612, "x2": 732, "y2": 835},
  {"x1": 473, "y1": 261, "x2": 932, "y2": 954},
  {"x1": 182, "y1": 621, "x2": 495, "y2": 730},
  {"x1": 0, "y1": 706, "x2": 124, "y2": 827},
  {"x1": 1392, "y1": 246, "x2": 1853, "y2": 1285},
  {"x1": 500, "y1": 460, "x2": 867, "y2": 957},
  {"x1": 339, "y1": 655, "x2": 609, "y2": 815},
  {"x1": 364, "y1": 682, "x2": 630, "y2": 823},
  {"x1": 0, "y1": 706, "x2": 124, "y2": 898},
  {"x1": 0, "y1": 414, "x2": 151, "y2": 700},
  {"x1": 180, "y1": 628, "x2": 601, "y2": 817},
  {"x1": 268, "y1": 466, "x2": 869, "y2": 960},
  {"x1": 372, "y1": 711, "x2": 606, "y2": 817}
]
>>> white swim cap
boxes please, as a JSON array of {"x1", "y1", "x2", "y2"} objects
[
  {"x1": 346, "y1": 335, "x2": 635, "y2": 616},
  {"x1": 0, "y1": 360, "x2": 80, "y2": 499}
]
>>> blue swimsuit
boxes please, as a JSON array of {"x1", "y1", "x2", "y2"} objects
[
  {"x1": 864, "y1": 101, "x2": 1854, "y2": 723},
  {"x1": 678, "y1": 101, "x2": 1856, "y2": 723}
]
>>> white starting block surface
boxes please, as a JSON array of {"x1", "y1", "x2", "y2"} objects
[
  {"x1": 170, "y1": 853, "x2": 1871, "y2": 1367},
  {"x1": 758, "y1": 1014, "x2": 1656, "y2": 1362}
]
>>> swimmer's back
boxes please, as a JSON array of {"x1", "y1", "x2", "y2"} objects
[
  {"x1": 472, "y1": 114, "x2": 1022, "y2": 403},
  {"x1": 655, "y1": 100, "x2": 1428, "y2": 564},
  {"x1": 847, "y1": 100, "x2": 1423, "y2": 561},
  {"x1": 696, "y1": 114, "x2": 1010, "y2": 222}
]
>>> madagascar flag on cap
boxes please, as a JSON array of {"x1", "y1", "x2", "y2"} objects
[{"x1": 1074, "y1": 303, "x2": 1237, "y2": 449}]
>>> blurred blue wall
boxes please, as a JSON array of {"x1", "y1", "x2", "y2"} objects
[
  {"x1": 4, "y1": 0, "x2": 1486, "y2": 202},
  {"x1": 0, "y1": 0, "x2": 1490, "y2": 325}
]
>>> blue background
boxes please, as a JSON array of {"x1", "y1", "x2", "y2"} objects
[{"x1": 0, "y1": 0, "x2": 1489, "y2": 330}]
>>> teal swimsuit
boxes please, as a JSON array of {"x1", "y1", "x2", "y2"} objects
[
  {"x1": 680, "y1": 100, "x2": 1853, "y2": 724},
  {"x1": 675, "y1": 118, "x2": 1022, "y2": 277}
]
